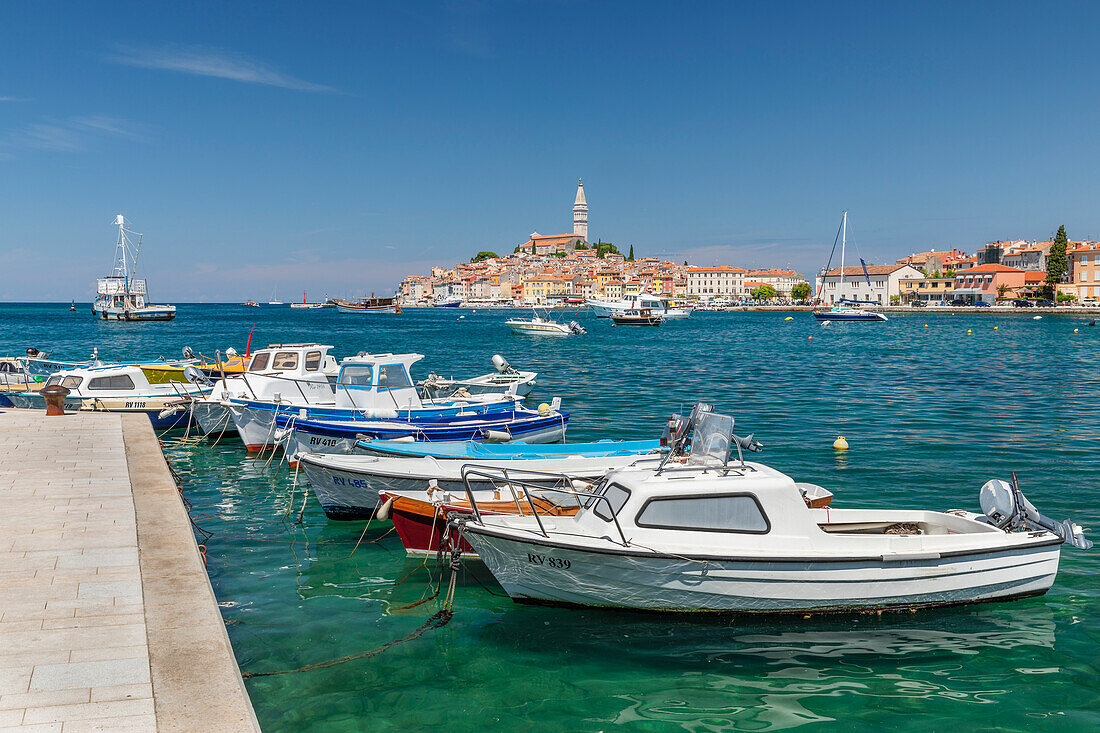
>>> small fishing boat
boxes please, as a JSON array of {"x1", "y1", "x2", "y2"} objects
[
  {"x1": 7, "y1": 364, "x2": 209, "y2": 429},
  {"x1": 610, "y1": 308, "x2": 662, "y2": 326},
  {"x1": 283, "y1": 405, "x2": 568, "y2": 467},
  {"x1": 244, "y1": 300, "x2": 260, "y2": 308},
  {"x1": 92, "y1": 215, "x2": 177, "y2": 321},
  {"x1": 333, "y1": 295, "x2": 401, "y2": 314},
  {"x1": 300, "y1": 448, "x2": 638, "y2": 520},
  {"x1": 505, "y1": 310, "x2": 585, "y2": 336},
  {"x1": 454, "y1": 405, "x2": 1091, "y2": 614},
  {"x1": 381, "y1": 485, "x2": 581, "y2": 556},
  {"x1": 355, "y1": 437, "x2": 663, "y2": 459},
  {"x1": 416, "y1": 355, "x2": 536, "y2": 400}
]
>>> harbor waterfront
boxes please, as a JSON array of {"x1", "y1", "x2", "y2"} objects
[{"x1": 2, "y1": 302, "x2": 1098, "y2": 731}]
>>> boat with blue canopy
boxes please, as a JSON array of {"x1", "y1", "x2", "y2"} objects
[{"x1": 355, "y1": 438, "x2": 663, "y2": 459}]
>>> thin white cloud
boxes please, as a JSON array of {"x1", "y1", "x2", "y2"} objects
[
  {"x1": 108, "y1": 45, "x2": 335, "y2": 92},
  {"x1": 3, "y1": 116, "x2": 147, "y2": 153},
  {"x1": 0, "y1": 96, "x2": 28, "y2": 102}
]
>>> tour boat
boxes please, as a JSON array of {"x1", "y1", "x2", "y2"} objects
[
  {"x1": 586, "y1": 293, "x2": 690, "y2": 319},
  {"x1": 92, "y1": 215, "x2": 177, "y2": 321},
  {"x1": 454, "y1": 405, "x2": 1091, "y2": 614},
  {"x1": 300, "y1": 448, "x2": 635, "y2": 520},
  {"x1": 433, "y1": 296, "x2": 462, "y2": 308},
  {"x1": 416, "y1": 355, "x2": 536, "y2": 400},
  {"x1": 333, "y1": 296, "x2": 400, "y2": 314},
  {"x1": 813, "y1": 212, "x2": 888, "y2": 323},
  {"x1": 505, "y1": 311, "x2": 585, "y2": 336},
  {"x1": 610, "y1": 308, "x2": 663, "y2": 326}
]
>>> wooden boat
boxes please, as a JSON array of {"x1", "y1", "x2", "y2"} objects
[
  {"x1": 381, "y1": 487, "x2": 580, "y2": 557},
  {"x1": 333, "y1": 296, "x2": 401, "y2": 314},
  {"x1": 610, "y1": 308, "x2": 662, "y2": 326}
]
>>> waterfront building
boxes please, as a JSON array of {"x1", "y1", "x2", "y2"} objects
[
  {"x1": 686, "y1": 266, "x2": 747, "y2": 300},
  {"x1": 950, "y1": 264, "x2": 1026, "y2": 304},
  {"x1": 743, "y1": 268, "x2": 808, "y2": 297},
  {"x1": 815, "y1": 264, "x2": 922, "y2": 304},
  {"x1": 896, "y1": 250, "x2": 966, "y2": 275},
  {"x1": 898, "y1": 276, "x2": 955, "y2": 304},
  {"x1": 1067, "y1": 242, "x2": 1100, "y2": 302}
]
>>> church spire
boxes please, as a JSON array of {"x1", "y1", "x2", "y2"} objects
[{"x1": 573, "y1": 178, "x2": 588, "y2": 241}]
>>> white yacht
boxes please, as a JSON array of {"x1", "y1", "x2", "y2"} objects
[
  {"x1": 586, "y1": 293, "x2": 690, "y2": 319},
  {"x1": 505, "y1": 311, "x2": 586, "y2": 336},
  {"x1": 455, "y1": 406, "x2": 1091, "y2": 614}
]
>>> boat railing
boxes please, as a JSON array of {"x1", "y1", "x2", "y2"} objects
[{"x1": 459, "y1": 465, "x2": 630, "y2": 546}]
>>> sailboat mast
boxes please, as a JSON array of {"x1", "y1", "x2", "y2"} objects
[{"x1": 839, "y1": 210, "x2": 847, "y2": 304}]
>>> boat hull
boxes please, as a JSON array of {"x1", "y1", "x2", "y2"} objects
[
  {"x1": 191, "y1": 400, "x2": 236, "y2": 436},
  {"x1": 505, "y1": 323, "x2": 571, "y2": 336},
  {"x1": 814, "y1": 311, "x2": 888, "y2": 322},
  {"x1": 463, "y1": 529, "x2": 1061, "y2": 613},
  {"x1": 95, "y1": 306, "x2": 177, "y2": 321}
]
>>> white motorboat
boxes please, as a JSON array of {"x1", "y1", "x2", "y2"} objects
[
  {"x1": 505, "y1": 311, "x2": 585, "y2": 336},
  {"x1": 454, "y1": 406, "x2": 1091, "y2": 614},
  {"x1": 417, "y1": 355, "x2": 536, "y2": 400},
  {"x1": 586, "y1": 293, "x2": 690, "y2": 319},
  {"x1": 189, "y1": 344, "x2": 338, "y2": 436},
  {"x1": 299, "y1": 451, "x2": 662, "y2": 520}
]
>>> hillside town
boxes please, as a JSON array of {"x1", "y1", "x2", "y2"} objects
[{"x1": 396, "y1": 181, "x2": 1098, "y2": 307}]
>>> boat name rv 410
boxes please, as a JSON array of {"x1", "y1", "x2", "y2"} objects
[{"x1": 449, "y1": 404, "x2": 1091, "y2": 614}]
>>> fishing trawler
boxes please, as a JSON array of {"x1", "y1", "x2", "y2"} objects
[{"x1": 92, "y1": 215, "x2": 177, "y2": 321}]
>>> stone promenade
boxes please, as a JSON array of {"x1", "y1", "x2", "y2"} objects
[{"x1": 0, "y1": 410, "x2": 259, "y2": 732}]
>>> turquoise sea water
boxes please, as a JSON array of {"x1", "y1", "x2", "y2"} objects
[{"x1": 2, "y1": 303, "x2": 1098, "y2": 731}]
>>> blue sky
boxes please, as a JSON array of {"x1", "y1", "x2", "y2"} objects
[{"x1": 2, "y1": 1, "x2": 1099, "y2": 301}]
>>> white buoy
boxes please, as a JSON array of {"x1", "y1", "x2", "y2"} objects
[
  {"x1": 1033, "y1": 315, "x2": 1042, "y2": 320},
  {"x1": 833, "y1": 436, "x2": 849, "y2": 450},
  {"x1": 375, "y1": 496, "x2": 395, "y2": 521}
]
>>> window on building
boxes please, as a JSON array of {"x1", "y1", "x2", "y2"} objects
[{"x1": 635, "y1": 494, "x2": 769, "y2": 533}]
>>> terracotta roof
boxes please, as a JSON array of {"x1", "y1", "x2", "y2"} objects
[
  {"x1": 954, "y1": 264, "x2": 1024, "y2": 274},
  {"x1": 1023, "y1": 271, "x2": 1047, "y2": 283},
  {"x1": 822, "y1": 264, "x2": 915, "y2": 277},
  {"x1": 687, "y1": 266, "x2": 746, "y2": 273}
]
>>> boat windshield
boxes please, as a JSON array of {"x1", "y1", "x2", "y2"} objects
[
  {"x1": 688, "y1": 412, "x2": 735, "y2": 466},
  {"x1": 248, "y1": 353, "x2": 270, "y2": 372}
]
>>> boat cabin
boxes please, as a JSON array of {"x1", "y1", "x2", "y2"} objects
[
  {"x1": 213, "y1": 344, "x2": 337, "y2": 403},
  {"x1": 334, "y1": 353, "x2": 425, "y2": 410},
  {"x1": 42, "y1": 364, "x2": 207, "y2": 399}
]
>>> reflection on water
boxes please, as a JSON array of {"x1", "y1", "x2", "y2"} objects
[{"x1": 5, "y1": 305, "x2": 1099, "y2": 732}]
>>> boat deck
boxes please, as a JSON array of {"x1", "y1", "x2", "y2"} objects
[{"x1": 0, "y1": 410, "x2": 258, "y2": 732}]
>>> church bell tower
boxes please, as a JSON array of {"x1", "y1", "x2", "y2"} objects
[{"x1": 573, "y1": 179, "x2": 588, "y2": 242}]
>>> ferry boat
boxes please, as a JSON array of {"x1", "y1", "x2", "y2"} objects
[{"x1": 92, "y1": 215, "x2": 177, "y2": 321}]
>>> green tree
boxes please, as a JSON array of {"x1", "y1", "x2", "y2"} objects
[
  {"x1": 1047, "y1": 225, "x2": 1069, "y2": 298},
  {"x1": 594, "y1": 241, "x2": 620, "y2": 259},
  {"x1": 750, "y1": 284, "x2": 777, "y2": 300},
  {"x1": 943, "y1": 269, "x2": 955, "y2": 278},
  {"x1": 996, "y1": 283, "x2": 1009, "y2": 301},
  {"x1": 627, "y1": 244, "x2": 635, "y2": 261},
  {"x1": 531, "y1": 242, "x2": 537, "y2": 255},
  {"x1": 1057, "y1": 291, "x2": 1076, "y2": 303},
  {"x1": 790, "y1": 282, "x2": 811, "y2": 301},
  {"x1": 574, "y1": 242, "x2": 588, "y2": 250},
  {"x1": 470, "y1": 251, "x2": 499, "y2": 263}
]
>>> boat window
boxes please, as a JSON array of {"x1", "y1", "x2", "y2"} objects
[
  {"x1": 592, "y1": 483, "x2": 631, "y2": 522},
  {"x1": 304, "y1": 351, "x2": 322, "y2": 371},
  {"x1": 87, "y1": 375, "x2": 135, "y2": 391},
  {"x1": 60, "y1": 376, "x2": 83, "y2": 390},
  {"x1": 635, "y1": 494, "x2": 769, "y2": 534},
  {"x1": 248, "y1": 353, "x2": 270, "y2": 372},
  {"x1": 272, "y1": 352, "x2": 298, "y2": 370},
  {"x1": 45, "y1": 376, "x2": 62, "y2": 386},
  {"x1": 339, "y1": 365, "x2": 375, "y2": 387},
  {"x1": 377, "y1": 364, "x2": 412, "y2": 391}
]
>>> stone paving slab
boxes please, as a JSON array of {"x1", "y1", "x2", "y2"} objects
[{"x1": 0, "y1": 410, "x2": 259, "y2": 732}]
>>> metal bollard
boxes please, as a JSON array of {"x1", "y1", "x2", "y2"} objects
[{"x1": 39, "y1": 385, "x2": 70, "y2": 416}]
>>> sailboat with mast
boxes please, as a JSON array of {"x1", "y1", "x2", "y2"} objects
[
  {"x1": 813, "y1": 211, "x2": 888, "y2": 322},
  {"x1": 92, "y1": 215, "x2": 177, "y2": 321}
]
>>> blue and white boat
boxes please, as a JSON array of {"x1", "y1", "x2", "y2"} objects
[
  {"x1": 283, "y1": 405, "x2": 569, "y2": 466},
  {"x1": 813, "y1": 212, "x2": 888, "y2": 323},
  {"x1": 223, "y1": 352, "x2": 526, "y2": 452},
  {"x1": 813, "y1": 303, "x2": 888, "y2": 322},
  {"x1": 355, "y1": 438, "x2": 662, "y2": 459},
  {"x1": 433, "y1": 296, "x2": 462, "y2": 308}
]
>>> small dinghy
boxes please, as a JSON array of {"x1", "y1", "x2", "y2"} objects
[{"x1": 453, "y1": 405, "x2": 1090, "y2": 614}]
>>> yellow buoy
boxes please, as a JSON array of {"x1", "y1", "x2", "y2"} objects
[
  {"x1": 924, "y1": 324, "x2": 928, "y2": 328},
  {"x1": 784, "y1": 316, "x2": 793, "y2": 321},
  {"x1": 808, "y1": 335, "x2": 813, "y2": 340},
  {"x1": 994, "y1": 326, "x2": 998, "y2": 330},
  {"x1": 538, "y1": 402, "x2": 551, "y2": 416},
  {"x1": 833, "y1": 436, "x2": 849, "y2": 450},
  {"x1": 967, "y1": 329, "x2": 972, "y2": 334},
  {"x1": 1074, "y1": 328, "x2": 1079, "y2": 333}
]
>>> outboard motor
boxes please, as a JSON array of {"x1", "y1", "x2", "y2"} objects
[
  {"x1": 732, "y1": 433, "x2": 763, "y2": 453},
  {"x1": 980, "y1": 473, "x2": 1092, "y2": 550},
  {"x1": 182, "y1": 365, "x2": 212, "y2": 386},
  {"x1": 568, "y1": 320, "x2": 587, "y2": 335},
  {"x1": 182, "y1": 345, "x2": 196, "y2": 360},
  {"x1": 491, "y1": 354, "x2": 515, "y2": 374}
]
